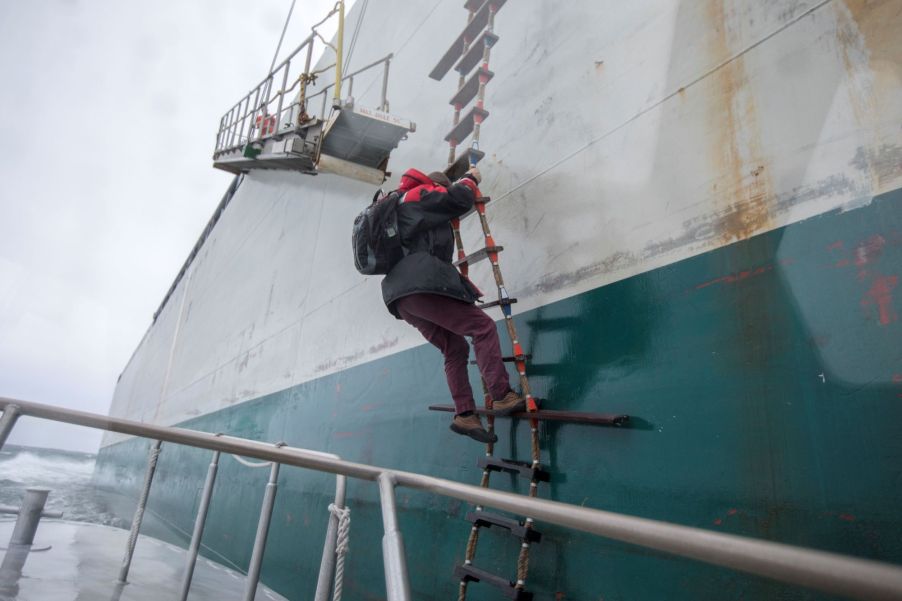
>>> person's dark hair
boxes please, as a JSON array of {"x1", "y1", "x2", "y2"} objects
[{"x1": 427, "y1": 171, "x2": 451, "y2": 187}]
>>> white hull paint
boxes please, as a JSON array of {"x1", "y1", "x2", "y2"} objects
[{"x1": 104, "y1": 0, "x2": 902, "y2": 446}]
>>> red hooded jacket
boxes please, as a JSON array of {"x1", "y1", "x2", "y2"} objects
[{"x1": 380, "y1": 168, "x2": 482, "y2": 317}]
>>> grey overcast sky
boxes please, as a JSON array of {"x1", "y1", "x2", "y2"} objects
[{"x1": 0, "y1": 0, "x2": 344, "y2": 453}]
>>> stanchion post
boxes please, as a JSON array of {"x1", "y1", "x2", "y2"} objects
[
  {"x1": 179, "y1": 450, "x2": 220, "y2": 601},
  {"x1": 378, "y1": 473, "x2": 410, "y2": 601},
  {"x1": 243, "y1": 462, "x2": 280, "y2": 601}
]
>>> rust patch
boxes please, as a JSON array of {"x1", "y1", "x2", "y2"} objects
[
  {"x1": 831, "y1": 232, "x2": 900, "y2": 327},
  {"x1": 644, "y1": 173, "x2": 857, "y2": 259},
  {"x1": 836, "y1": 1, "x2": 902, "y2": 192},
  {"x1": 705, "y1": 0, "x2": 774, "y2": 245},
  {"x1": 842, "y1": 0, "x2": 902, "y2": 96},
  {"x1": 695, "y1": 260, "x2": 791, "y2": 290},
  {"x1": 861, "y1": 275, "x2": 898, "y2": 325}
]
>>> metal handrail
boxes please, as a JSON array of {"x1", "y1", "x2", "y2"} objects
[{"x1": 1, "y1": 397, "x2": 902, "y2": 601}]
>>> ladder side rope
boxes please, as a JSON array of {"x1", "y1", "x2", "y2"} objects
[{"x1": 475, "y1": 198, "x2": 542, "y2": 592}]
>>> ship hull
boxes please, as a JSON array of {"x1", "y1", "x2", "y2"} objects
[
  {"x1": 96, "y1": 0, "x2": 902, "y2": 598},
  {"x1": 96, "y1": 186, "x2": 902, "y2": 600}
]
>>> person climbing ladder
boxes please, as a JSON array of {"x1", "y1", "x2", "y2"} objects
[{"x1": 379, "y1": 166, "x2": 526, "y2": 443}]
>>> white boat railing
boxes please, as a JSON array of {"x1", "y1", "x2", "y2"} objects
[{"x1": 1, "y1": 397, "x2": 901, "y2": 601}]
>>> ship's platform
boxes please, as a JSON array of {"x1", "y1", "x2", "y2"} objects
[{"x1": 0, "y1": 519, "x2": 287, "y2": 601}]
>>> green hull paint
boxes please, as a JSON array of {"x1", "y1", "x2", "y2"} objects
[{"x1": 96, "y1": 189, "x2": 902, "y2": 600}]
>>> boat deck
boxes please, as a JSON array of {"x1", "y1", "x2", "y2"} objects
[{"x1": 0, "y1": 519, "x2": 287, "y2": 601}]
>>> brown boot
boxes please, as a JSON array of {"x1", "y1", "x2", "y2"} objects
[
  {"x1": 492, "y1": 391, "x2": 527, "y2": 416},
  {"x1": 450, "y1": 413, "x2": 497, "y2": 443}
]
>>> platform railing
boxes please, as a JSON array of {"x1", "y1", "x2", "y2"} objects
[
  {"x1": 213, "y1": 29, "x2": 393, "y2": 159},
  {"x1": 2, "y1": 397, "x2": 902, "y2": 601},
  {"x1": 214, "y1": 30, "x2": 322, "y2": 157},
  {"x1": 305, "y1": 53, "x2": 393, "y2": 120}
]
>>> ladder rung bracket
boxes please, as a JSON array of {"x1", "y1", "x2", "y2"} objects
[
  {"x1": 454, "y1": 32, "x2": 500, "y2": 77},
  {"x1": 428, "y1": 404, "x2": 630, "y2": 427},
  {"x1": 466, "y1": 510, "x2": 542, "y2": 542},
  {"x1": 453, "y1": 245, "x2": 503, "y2": 267},
  {"x1": 469, "y1": 353, "x2": 530, "y2": 366},
  {"x1": 445, "y1": 107, "x2": 490, "y2": 145},
  {"x1": 454, "y1": 565, "x2": 533, "y2": 600},
  {"x1": 450, "y1": 67, "x2": 495, "y2": 109},
  {"x1": 464, "y1": 0, "x2": 483, "y2": 10},
  {"x1": 429, "y1": 0, "x2": 508, "y2": 81},
  {"x1": 477, "y1": 457, "x2": 551, "y2": 482},
  {"x1": 477, "y1": 296, "x2": 516, "y2": 309},
  {"x1": 461, "y1": 196, "x2": 493, "y2": 219}
]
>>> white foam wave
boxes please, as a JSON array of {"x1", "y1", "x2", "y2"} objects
[
  {"x1": 0, "y1": 447, "x2": 125, "y2": 528},
  {"x1": 0, "y1": 451, "x2": 95, "y2": 485}
]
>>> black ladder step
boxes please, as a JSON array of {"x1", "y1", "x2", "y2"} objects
[
  {"x1": 454, "y1": 564, "x2": 533, "y2": 600},
  {"x1": 453, "y1": 245, "x2": 503, "y2": 267},
  {"x1": 466, "y1": 510, "x2": 542, "y2": 542},
  {"x1": 455, "y1": 31, "x2": 499, "y2": 77},
  {"x1": 477, "y1": 295, "x2": 515, "y2": 309},
  {"x1": 445, "y1": 151, "x2": 486, "y2": 182},
  {"x1": 429, "y1": 0, "x2": 508, "y2": 81},
  {"x1": 478, "y1": 456, "x2": 550, "y2": 482},
  {"x1": 445, "y1": 106, "x2": 490, "y2": 145},
  {"x1": 450, "y1": 67, "x2": 494, "y2": 109}
]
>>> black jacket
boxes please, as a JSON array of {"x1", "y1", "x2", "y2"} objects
[{"x1": 381, "y1": 175, "x2": 481, "y2": 318}]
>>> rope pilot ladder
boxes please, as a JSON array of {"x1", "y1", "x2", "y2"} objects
[{"x1": 427, "y1": 2, "x2": 628, "y2": 598}]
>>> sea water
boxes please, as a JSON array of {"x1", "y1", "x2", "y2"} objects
[{"x1": 0, "y1": 444, "x2": 127, "y2": 528}]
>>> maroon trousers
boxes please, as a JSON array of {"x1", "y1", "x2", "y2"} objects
[{"x1": 395, "y1": 293, "x2": 512, "y2": 414}]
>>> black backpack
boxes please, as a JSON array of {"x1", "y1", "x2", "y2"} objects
[{"x1": 352, "y1": 189, "x2": 405, "y2": 275}]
